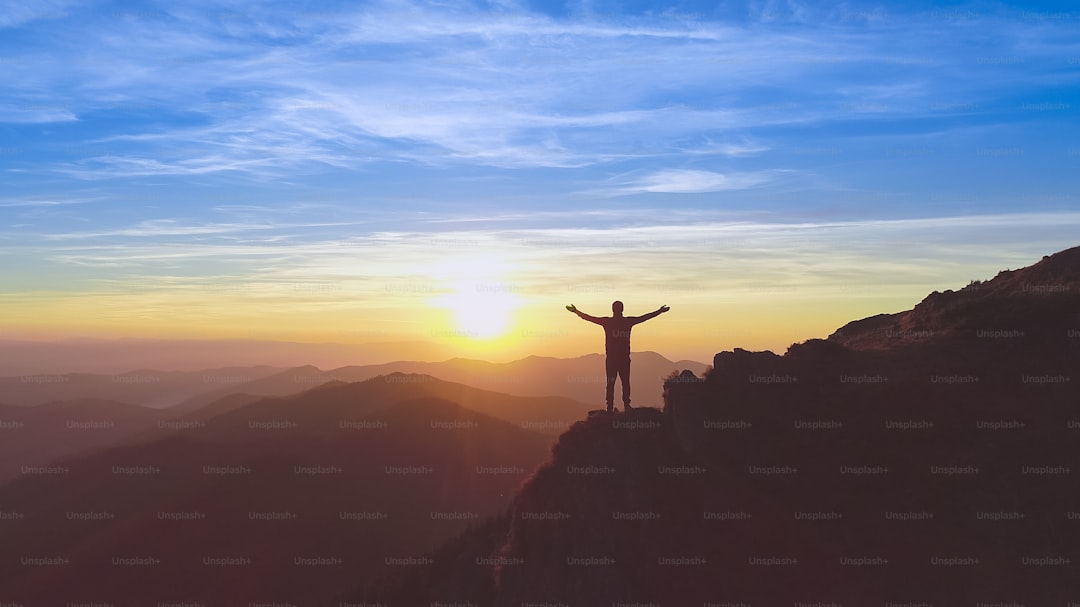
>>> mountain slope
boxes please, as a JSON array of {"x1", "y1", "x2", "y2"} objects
[
  {"x1": 829, "y1": 245, "x2": 1080, "y2": 352},
  {"x1": 0, "y1": 399, "x2": 168, "y2": 484},
  {"x1": 170, "y1": 372, "x2": 595, "y2": 441},
  {"x1": 0, "y1": 387, "x2": 553, "y2": 604},
  {"x1": 346, "y1": 409, "x2": 875, "y2": 604}
]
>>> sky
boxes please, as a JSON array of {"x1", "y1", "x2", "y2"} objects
[{"x1": 1, "y1": 0, "x2": 1079, "y2": 366}]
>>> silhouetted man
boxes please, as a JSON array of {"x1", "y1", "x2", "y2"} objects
[{"x1": 567, "y1": 301, "x2": 670, "y2": 412}]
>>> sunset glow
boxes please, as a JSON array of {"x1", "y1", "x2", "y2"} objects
[
  {"x1": 1, "y1": 1, "x2": 1078, "y2": 369},
  {"x1": 428, "y1": 256, "x2": 524, "y2": 341}
]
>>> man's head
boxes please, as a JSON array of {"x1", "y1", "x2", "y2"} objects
[{"x1": 612, "y1": 300, "x2": 624, "y2": 316}]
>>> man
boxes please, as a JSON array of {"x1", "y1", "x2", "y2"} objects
[{"x1": 567, "y1": 301, "x2": 670, "y2": 412}]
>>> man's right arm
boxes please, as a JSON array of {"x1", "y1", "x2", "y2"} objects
[{"x1": 567, "y1": 304, "x2": 603, "y2": 324}]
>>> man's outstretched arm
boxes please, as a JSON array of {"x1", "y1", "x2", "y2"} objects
[
  {"x1": 566, "y1": 304, "x2": 603, "y2": 324},
  {"x1": 630, "y1": 305, "x2": 670, "y2": 325}
]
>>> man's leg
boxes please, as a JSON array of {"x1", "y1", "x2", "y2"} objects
[
  {"x1": 604, "y1": 356, "x2": 617, "y2": 412},
  {"x1": 619, "y1": 357, "x2": 631, "y2": 410}
]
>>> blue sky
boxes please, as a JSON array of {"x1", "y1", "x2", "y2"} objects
[{"x1": 1, "y1": 0, "x2": 1079, "y2": 360}]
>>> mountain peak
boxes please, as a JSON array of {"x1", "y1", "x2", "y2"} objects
[
  {"x1": 829, "y1": 244, "x2": 1080, "y2": 350},
  {"x1": 979, "y1": 244, "x2": 1080, "y2": 292},
  {"x1": 379, "y1": 371, "x2": 437, "y2": 382}
]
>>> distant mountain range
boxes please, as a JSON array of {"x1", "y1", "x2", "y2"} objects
[
  {"x1": 0, "y1": 366, "x2": 285, "y2": 408},
  {"x1": 0, "y1": 371, "x2": 591, "y2": 486},
  {"x1": 0, "y1": 351, "x2": 705, "y2": 409},
  {"x1": 0, "y1": 339, "x2": 459, "y2": 376},
  {"x1": 0, "y1": 351, "x2": 699, "y2": 492},
  {"x1": 0, "y1": 375, "x2": 556, "y2": 603},
  {"x1": 171, "y1": 351, "x2": 708, "y2": 414}
]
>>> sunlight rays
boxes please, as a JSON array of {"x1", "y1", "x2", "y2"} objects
[{"x1": 428, "y1": 255, "x2": 523, "y2": 341}]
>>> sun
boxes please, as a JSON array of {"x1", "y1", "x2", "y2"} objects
[
  {"x1": 428, "y1": 256, "x2": 523, "y2": 340},
  {"x1": 436, "y1": 283, "x2": 520, "y2": 339}
]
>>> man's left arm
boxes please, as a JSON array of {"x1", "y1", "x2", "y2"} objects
[{"x1": 631, "y1": 305, "x2": 670, "y2": 325}]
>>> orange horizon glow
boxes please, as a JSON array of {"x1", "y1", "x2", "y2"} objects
[
  {"x1": 0, "y1": 283, "x2": 923, "y2": 368},
  {"x1": 4, "y1": 232, "x2": 1071, "y2": 371}
]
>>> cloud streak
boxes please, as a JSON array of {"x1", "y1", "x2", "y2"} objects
[{"x1": 592, "y1": 169, "x2": 779, "y2": 196}]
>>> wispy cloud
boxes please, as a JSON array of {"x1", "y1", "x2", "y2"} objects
[
  {"x1": 19, "y1": 210, "x2": 1080, "y2": 289},
  {"x1": 590, "y1": 169, "x2": 779, "y2": 196},
  {"x1": 41, "y1": 218, "x2": 364, "y2": 240},
  {"x1": 0, "y1": 104, "x2": 78, "y2": 123},
  {"x1": 0, "y1": 0, "x2": 79, "y2": 29},
  {"x1": 3, "y1": 1, "x2": 1074, "y2": 178},
  {"x1": 0, "y1": 196, "x2": 100, "y2": 208}
]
